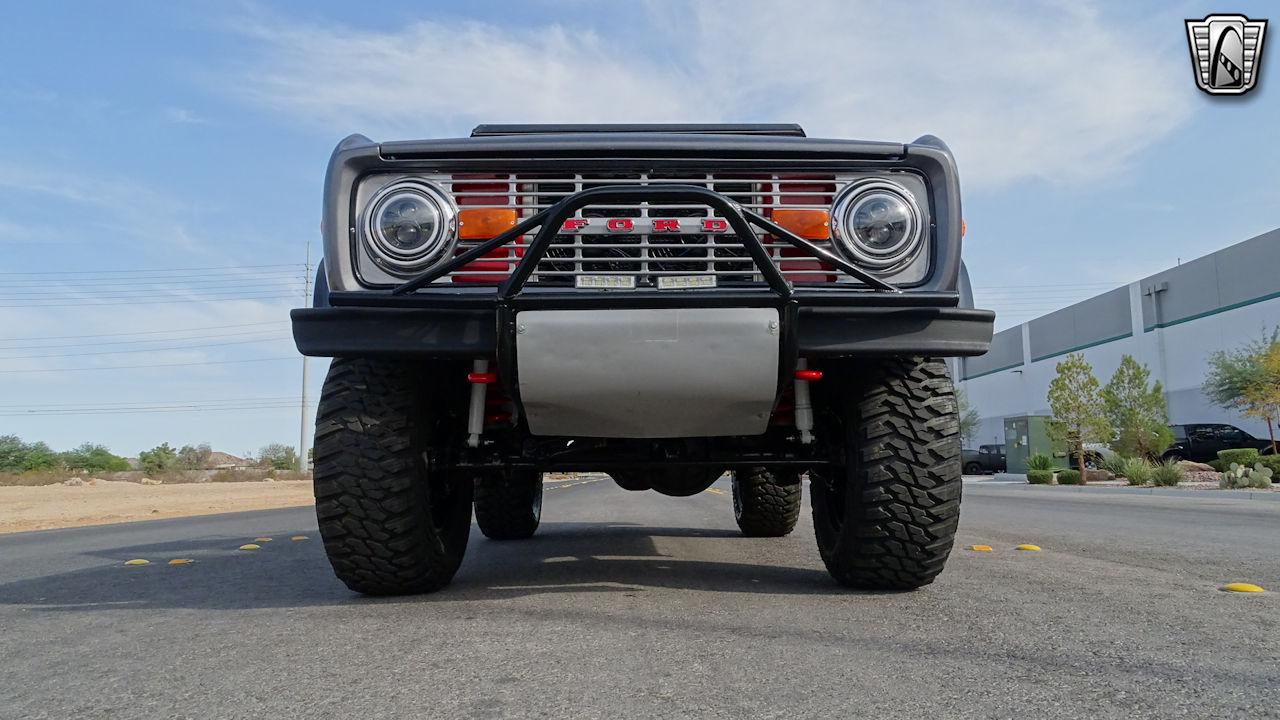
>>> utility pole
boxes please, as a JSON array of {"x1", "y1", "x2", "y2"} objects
[{"x1": 299, "y1": 240, "x2": 311, "y2": 473}]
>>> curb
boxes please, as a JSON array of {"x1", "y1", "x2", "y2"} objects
[{"x1": 969, "y1": 479, "x2": 1280, "y2": 502}]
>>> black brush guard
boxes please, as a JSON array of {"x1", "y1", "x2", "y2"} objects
[
  {"x1": 291, "y1": 184, "x2": 994, "y2": 360},
  {"x1": 392, "y1": 184, "x2": 899, "y2": 297}
]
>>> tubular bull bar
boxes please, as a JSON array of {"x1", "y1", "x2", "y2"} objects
[{"x1": 291, "y1": 184, "x2": 995, "y2": 365}]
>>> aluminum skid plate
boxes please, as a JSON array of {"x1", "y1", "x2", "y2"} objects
[{"x1": 515, "y1": 308, "x2": 781, "y2": 438}]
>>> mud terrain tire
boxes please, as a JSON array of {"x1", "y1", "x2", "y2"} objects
[
  {"x1": 313, "y1": 358, "x2": 473, "y2": 595},
  {"x1": 731, "y1": 467, "x2": 802, "y2": 537},
  {"x1": 475, "y1": 471, "x2": 543, "y2": 540},
  {"x1": 810, "y1": 357, "x2": 962, "y2": 591}
]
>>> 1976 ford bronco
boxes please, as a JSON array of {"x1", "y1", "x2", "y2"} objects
[{"x1": 291, "y1": 124, "x2": 994, "y2": 595}]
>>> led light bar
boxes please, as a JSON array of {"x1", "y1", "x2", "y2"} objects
[{"x1": 575, "y1": 275, "x2": 637, "y2": 290}]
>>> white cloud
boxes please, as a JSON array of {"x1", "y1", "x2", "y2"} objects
[
  {"x1": 163, "y1": 106, "x2": 209, "y2": 124},
  {"x1": 0, "y1": 162, "x2": 212, "y2": 254},
  {"x1": 230, "y1": 0, "x2": 1193, "y2": 190}
]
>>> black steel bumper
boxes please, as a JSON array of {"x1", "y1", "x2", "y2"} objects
[{"x1": 291, "y1": 295, "x2": 994, "y2": 359}]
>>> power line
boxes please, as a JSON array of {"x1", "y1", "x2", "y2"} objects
[
  {"x1": 0, "y1": 356, "x2": 298, "y2": 374},
  {"x1": 0, "y1": 294, "x2": 302, "y2": 308},
  {"x1": 1, "y1": 403, "x2": 305, "y2": 417},
  {"x1": 0, "y1": 320, "x2": 288, "y2": 343},
  {"x1": 0, "y1": 274, "x2": 304, "y2": 288},
  {"x1": 0, "y1": 395, "x2": 303, "y2": 409},
  {"x1": 0, "y1": 326, "x2": 291, "y2": 350},
  {"x1": 0, "y1": 263, "x2": 305, "y2": 276},
  {"x1": 0, "y1": 335, "x2": 292, "y2": 360}
]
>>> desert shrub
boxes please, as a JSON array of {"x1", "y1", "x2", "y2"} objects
[
  {"x1": 258, "y1": 443, "x2": 298, "y2": 471},
  {"x1": 1026, "y1": 469, "x2": 1053, "y2": 484},
  {"x1": 1219, "y1": 462, "x2": 1274, "y2": 489},
  {"x1": 1026, "y1": 453, "x2": 1056, "y2": 472},
  {"x1": 1218, "y1": 448, "x2": 1260, "y2": 467},
  {"x1": 1151, "y1": 460, "x2": 1184, "y2": 487},
  {"x1": 1118, "y1": 456, "x2": 1154, "y2": 486},
  {"x1": 1208, "y1": 458, "x2": 1227, "y2": 472},
  {"x1": 1056, "y1": 469, "x2": 1083, "y2": 485},
  {"x1": 1256, "y1": 455, "x2": 1280, "y2": 477},
  {"x1": 139, "y1": 443, "x2": 179, "y2": 474},
  {"x1": 1101, "y1": 454, "x2": 1128, "y2": 476},
  {"x1": 60, "y1": 442, "x2": 129, "y2": 473}
]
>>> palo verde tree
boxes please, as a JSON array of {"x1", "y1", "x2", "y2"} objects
[
  {"x1": 1101, "y1": 355, "x2": 1172, "y2": 458},
  {"x1": 1046, "y1": 353, "x2": 1113, "y2": 479},
  {"x1": 1203, "y1": 329, "x2": 1280, "y2": 454}
]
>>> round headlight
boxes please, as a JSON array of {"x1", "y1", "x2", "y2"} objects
[
  {"x1": 831, "y1": 181, "x2": 924, "y2": 272},
  {"x1": 362, "y1": 180, "x2": 457, "y2": 273}
]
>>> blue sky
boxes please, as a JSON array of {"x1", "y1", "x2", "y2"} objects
[{"x1": 1, "y1": 0, "x2": 1277, "y2": 457}]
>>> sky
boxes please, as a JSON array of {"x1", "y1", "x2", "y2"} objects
[{"x1": 1, "y1": 0, "x2": 1277, "y2": 457}]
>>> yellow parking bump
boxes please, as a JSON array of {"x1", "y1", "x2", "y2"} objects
[
  {"x1": 1016, "y1": 544, "x2": 1042, "y2": 551},
  {"x1": 1221, "y1": 582, "x2": 1265, "y2": 593},
  {"x1": 253, "y1": 537, "x2": 273, "y2": 542},
  {"x1": 970, "y1": 545, "x2": 993, "y2": 552},
  {"x1": 290, "y1": 535, "x2": 309, "y2": 541},
  {"x1": 167, "y1": 558, "x2": 194, "y2": 566},
  {"x1": 123, "y1": 558, "x2": 150, "y2": 566},
  {"x1": 238, "y1": 543, "x2": 261, "y2": 551}
]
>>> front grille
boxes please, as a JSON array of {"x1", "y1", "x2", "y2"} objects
[{"x1": 434, "y1": 172, "x2": 847, "y2": 287}]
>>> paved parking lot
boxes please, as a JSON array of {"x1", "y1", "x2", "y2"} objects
[{"x1": 2, "y1": 477, "x2": 1277, "y2": 719}]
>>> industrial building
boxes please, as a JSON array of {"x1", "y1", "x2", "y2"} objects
[{"x1": 958, "y1": 228, "x2": 1280, "y2": 447}]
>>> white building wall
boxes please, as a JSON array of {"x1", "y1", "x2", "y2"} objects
[{"x1": 959, "y1": 228, "x2": 1280, "y2": 448}]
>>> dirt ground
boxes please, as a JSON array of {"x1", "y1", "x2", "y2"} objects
[{"x1": 0, "y1": 479, "x2": 314, "y2": 534}]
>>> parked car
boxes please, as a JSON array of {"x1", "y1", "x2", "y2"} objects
[
  {"x1": 1163, "y1": 423, "x2": 1274, "y2": 463},
  {"x1": 962, "y1": 444, "x2": 1005, "y2": 474}
]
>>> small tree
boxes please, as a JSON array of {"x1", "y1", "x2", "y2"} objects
[
  {"x1": 1046, "y1": 353, "x2": 1112, "y2": 479},
  {"x1": 0, "y1": 435, "x2": 25, "y2": 473},
  {"x1": 258, "y1": 443, "x2": 298, "y2": 471},
  {"x1": 1242, "y1": 343, "x2": 1280, "y2": 454},
  {"x1": 138, "y1": 442, "x2": 179, "y2": 475},
  {"x1": 177, "y1": 443, "x2": 213, "y2": 470},
  {"x1": 956, "y1": 387, "x2": 981, "y2": 447},
  {"x1": 1101, "y1": 355, "x2": 1172, "y2": 458},
  {"x1": 1204, "y1": 330, "x2": 1280, "y2": 454},
  {"x1": 20, "y1": 441, "x2": 59, "y2": 472}
]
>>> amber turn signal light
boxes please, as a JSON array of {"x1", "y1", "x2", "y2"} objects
[
  {"x1": 771, "y1": 209, "x2": 830, "y2": 240},
  {"x1": 458, "y1": 208, "x2": 518, "y2": 240}
]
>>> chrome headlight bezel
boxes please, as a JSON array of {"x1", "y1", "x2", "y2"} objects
[
  {"x1": 830, "y1": 179, "x2": 925, "y2": 274},
  {"x1": 360, "y1": 179, "x2": 458, "y2": 275}
]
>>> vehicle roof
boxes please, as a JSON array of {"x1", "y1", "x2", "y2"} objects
[{"x1": 471, "y1": 123, "x2": 807, "y2": 137}]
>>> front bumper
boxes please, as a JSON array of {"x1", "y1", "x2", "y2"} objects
[{"x1": 291, "y1": 290, "x2": 994, "y2": 359}]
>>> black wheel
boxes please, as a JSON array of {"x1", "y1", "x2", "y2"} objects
[
  {"x1": 810, "y1": 357, "x2": 962, "y2": 591},
  {"x1": 313, "y1": 357, "x2": 473, "y2": 596},
  {"x1": 475, "y1": 470, "x2": 543, "y2": 540},
  {"x1": 963, "y1": 462, "x2": 983, "y2": 475},
  {"x1": 731, "y1": 467, "x2": 802, "y2": 537}
]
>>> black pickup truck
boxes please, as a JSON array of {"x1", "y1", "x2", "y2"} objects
[
  {"x1": 962, "y1": 444, "x2": 1006, "y2": 475},
  {"x1": 1163, "y1": 423, "x2": 1274, "y2": 463},
  {"x1": 292, "y1": 123, "x2": 995, "y2": 595}
]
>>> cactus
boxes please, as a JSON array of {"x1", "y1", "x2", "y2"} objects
[{"x1": 1219, "y1": 462, "x2": 1274, "y2": 489}]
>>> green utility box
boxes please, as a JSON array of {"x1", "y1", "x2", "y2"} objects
[{"x1": 1003, "y1": 415, "x2": 1068, "y2": 473}]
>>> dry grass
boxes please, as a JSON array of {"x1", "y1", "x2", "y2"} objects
[{"x1": 0, "y1": 472, "x2": 66, "y2": 487}]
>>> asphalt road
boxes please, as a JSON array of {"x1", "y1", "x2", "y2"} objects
[{"x1": 2, "y1": 478, "x2": 1277, "y2": 719}]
